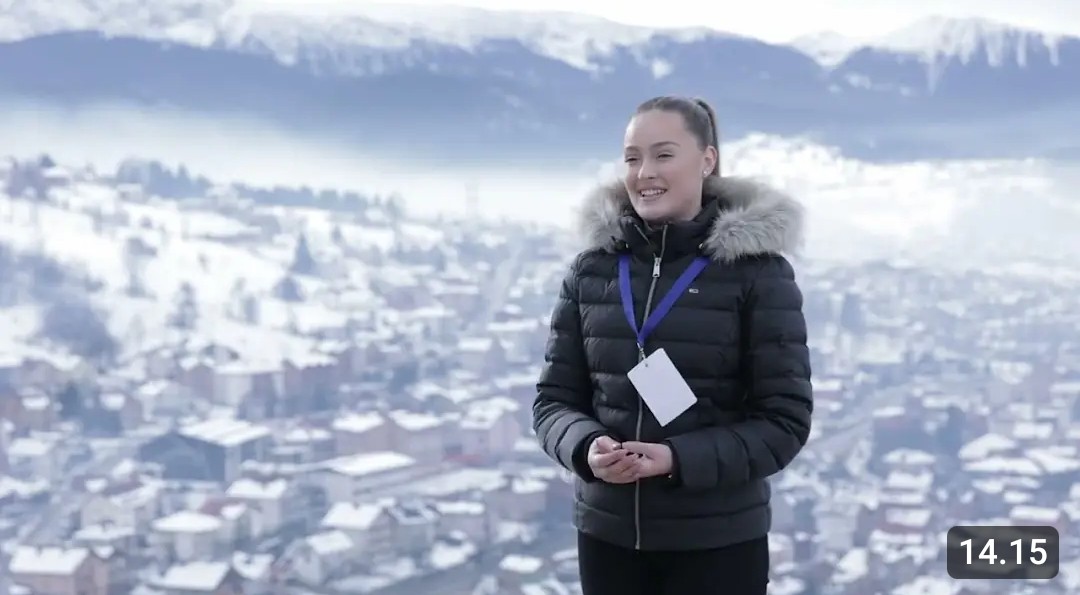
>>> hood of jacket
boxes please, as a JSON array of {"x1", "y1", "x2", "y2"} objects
[{"x1": 576, "y1": 175, "x2": 806, "y2": 264}]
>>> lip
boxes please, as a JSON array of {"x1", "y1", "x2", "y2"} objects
[{"x1": 637, "y1": 188, "x2": 667, "y2": 199}]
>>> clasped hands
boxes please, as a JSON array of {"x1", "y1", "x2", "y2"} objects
[{"x1": 587, "y1": 435, "x2": 672, "y2": 484}]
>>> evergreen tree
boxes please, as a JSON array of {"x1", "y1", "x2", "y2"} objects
[
  {"x1": 40, "y1": 294, "x2": 117, "y2": 361},
  {"x1": 170, "y1": 282, "x2": 198, "y2": 329},
  {"x1": 241, "y1": 295, "x2": 259, "y2": 324},
  {"x1": 290, "y1": 234, "x2": 316, "y2": 275},
  {"x1": 57, "y1": 382, "x2": 82, "y2": 420},
  {"x1": 274, "y1": 276, "x2": 303, "y2": 302}
]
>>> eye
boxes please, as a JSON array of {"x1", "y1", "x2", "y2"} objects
[
  {"x1": 624, "y1": 156, "x2": 639, "y2": 164},
  {"x1": 657, "y1": 153, "x2": 673, "y2": 159}
]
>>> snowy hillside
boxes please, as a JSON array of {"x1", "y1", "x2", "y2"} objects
[
  {"x1": 875, "y1": 16, "x2": 1068, "y2": 66},
  {"x1": 0, "y1": 0, "x2": 1067, "y2": 72},
  {"x1": 0, "y1": 157, "x2": 471, "y2": 369},
  {"x1": 0, "y1": 137, "x2": 1077, "y2": 372},
  {"x1": 793, "y1": 16, "x2": 1070, "y2": 68},
  {"x1": 0, "y1": 0, "x2": 714, "y2": 71},
  {"x1": 714, "y1": 135, "x2": 1080, "y2": 272},
  {"x1": 789, "y1": 31, "x2": 863, "y2": 69}
]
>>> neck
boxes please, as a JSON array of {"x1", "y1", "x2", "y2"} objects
[{"x1": 644, "y1": 203, "x2": 702, "y2": 227}]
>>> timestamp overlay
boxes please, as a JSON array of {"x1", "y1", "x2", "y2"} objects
[{"x1": 946, "y1": 525, "x2": 1059, "y2": 579}]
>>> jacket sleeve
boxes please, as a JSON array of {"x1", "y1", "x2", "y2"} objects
[
  {"x1": 665, "y1": 255, "x2": 813, "y2": 490},
  {"x1": 533, "y1": 255, "x2": 608, "y2": 482}
]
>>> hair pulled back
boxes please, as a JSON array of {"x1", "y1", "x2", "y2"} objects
[{"x1": 635, "y1": 95, "x2": 720, "y2": 176}]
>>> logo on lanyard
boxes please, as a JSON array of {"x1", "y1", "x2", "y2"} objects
[{"x1": 618, "y1": 254, "x2": 710, "y2": 359}]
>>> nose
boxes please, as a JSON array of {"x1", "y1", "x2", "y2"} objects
[{"x1": 636, "y1": 159, "x2": 657, "y2": 179}]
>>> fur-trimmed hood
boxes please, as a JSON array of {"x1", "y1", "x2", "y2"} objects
[{"x1": 577, "y1": 175, "x2": 806, "y2": 263}]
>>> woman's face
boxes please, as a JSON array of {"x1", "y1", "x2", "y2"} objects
[{"x1": 622, "y1": 109, "x2": 716, "y2": 224}]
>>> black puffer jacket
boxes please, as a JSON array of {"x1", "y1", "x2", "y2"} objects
[{"x1": 533, "y1": 175, "x2": 813, "y2": 552}]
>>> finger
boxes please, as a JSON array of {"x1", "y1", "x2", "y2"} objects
[
  {"x1": 595, "y1": 454, "x2": 635, "y2": 480},
  {"x1": 610, "y1": 458, "x2": 643, "y2": 481},
  {"x1": 608, "y1": 455, "x2": 639, "y2": 476},
  {"x1": 592, "y1": 450, "x2": 628, "y2": 468},
  {"x1": 591, "y1": 453, "x2": 626, "y2": 468},
  {"x1": 618, "y1": 441, "x2": 653, "y2": 456},
  {"x1": 594, "y1": 437, "x2": 620, "y2": 452},
  {"x1": 600, "y1": 466, "x2": 638, "y2": 483},
  {"x1": 615, "y1": 467, "x2": 642, "y2": 483}
]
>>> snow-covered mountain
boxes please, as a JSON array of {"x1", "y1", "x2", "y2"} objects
[
  {"x1": 0, "y1": 0, "x2": 1077, "y2": 163},
  {"x1": 0, "y1": 0, "x2": 715, "y2": 69},
  {"x1": 793, "y1": 16, "x2": 1071, "y2": 68}
]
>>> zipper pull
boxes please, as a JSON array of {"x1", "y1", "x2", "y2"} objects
[{"x1": 652, "y1": 256, "x2": 661, "y2": 278}]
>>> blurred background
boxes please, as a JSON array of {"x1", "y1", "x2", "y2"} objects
[{"x1": 0, "y1": 0, "x2": 1078, "y2": 593}]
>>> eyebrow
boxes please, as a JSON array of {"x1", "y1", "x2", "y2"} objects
[{"x1": 624, "y1": 141, "x2": 680, "y2": 151}]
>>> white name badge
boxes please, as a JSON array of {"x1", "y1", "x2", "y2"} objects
[{"x1": 626, "y1": 348, "x2": 697, "y2": 426}]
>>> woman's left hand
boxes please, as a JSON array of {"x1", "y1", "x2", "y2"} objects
[{"x1": 619, "y1": 441, "x2": 673, "y2": 478}]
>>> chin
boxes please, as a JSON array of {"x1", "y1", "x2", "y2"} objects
[{"x1": 632, "y1": 200, "x2": 675, "y2": 223}]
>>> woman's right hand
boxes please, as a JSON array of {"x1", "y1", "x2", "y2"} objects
[{"x1": 587, "y1": 436, "x2": 640, "y2": 484}]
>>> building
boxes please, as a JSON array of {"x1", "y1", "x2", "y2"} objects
[{"x1": 139, "y1": 418, "x2": 271, "y2": 483}]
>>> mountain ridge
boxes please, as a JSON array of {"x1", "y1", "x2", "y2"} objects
[
  {"x1": 0, "y1": 1, "x2": 1077, "y2": 162},
  {"x1": 2, "y1": 0, "x2": 1074, "y2": 72}
]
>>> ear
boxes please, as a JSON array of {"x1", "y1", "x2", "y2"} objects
[{"x1": 703, "y1": 145, "x2": 719, "y2": 175}]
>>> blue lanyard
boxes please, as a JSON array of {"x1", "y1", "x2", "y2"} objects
[{"x1": 618, "y1": 253, "x2": 710, "y2": 354}]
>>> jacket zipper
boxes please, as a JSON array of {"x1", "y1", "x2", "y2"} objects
[{"x1": 633, "y1": 224, "x2": 667, "y2": 550}]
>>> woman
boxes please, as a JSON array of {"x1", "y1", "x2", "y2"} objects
[{"x1": 532, "y1": 95, "x2": 813, "y2": 595}]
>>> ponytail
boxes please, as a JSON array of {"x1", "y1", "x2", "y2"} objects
[{"x1": 693, "y1": 98, "x2": 720, "y2": 177}]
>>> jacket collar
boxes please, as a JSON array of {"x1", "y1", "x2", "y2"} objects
[{"x1": 576, "y1": 175, "x2": 806, "y2": 263}]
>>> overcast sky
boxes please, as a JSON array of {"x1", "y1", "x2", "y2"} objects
[{"x1": 248, "y1": 0, "x2": 1080, "y2": 42}]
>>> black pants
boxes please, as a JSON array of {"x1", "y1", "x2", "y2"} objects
[{"x1": 577, "y1": 531, "x2": 769, "y2": 595}]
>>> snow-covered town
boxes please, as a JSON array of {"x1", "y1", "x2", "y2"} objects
[{"x1": 1, "y1": 156, "x2": 1079, "y2": 595}]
